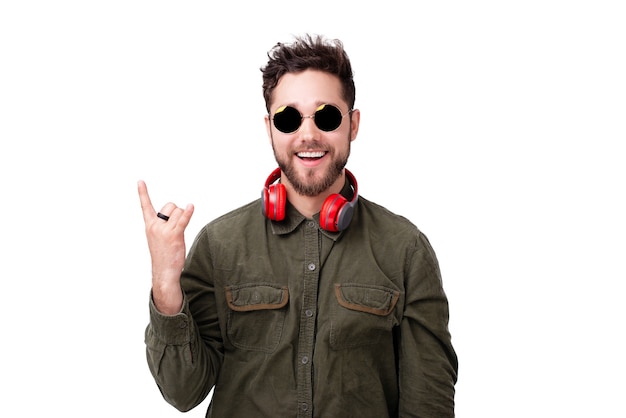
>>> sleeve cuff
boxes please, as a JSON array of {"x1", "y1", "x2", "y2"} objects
[{"x1": 147, "y1": 291, "x2": 193, "y2": 345}]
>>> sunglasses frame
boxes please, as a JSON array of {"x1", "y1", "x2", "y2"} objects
[{"x1": 271, "y1": 104, "x2": 353, "y2": 134}]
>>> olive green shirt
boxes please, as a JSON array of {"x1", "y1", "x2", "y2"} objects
[{"x1": 145, "y1": 183, "x2": 458, "y2": 417}]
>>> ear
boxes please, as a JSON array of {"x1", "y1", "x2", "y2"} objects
[
  {"x1": 349, "y1": 108, "x2": 360, "y2": 142},
  {"x1": 264, "y1": 114, "x2": 273, "y2": 144}
]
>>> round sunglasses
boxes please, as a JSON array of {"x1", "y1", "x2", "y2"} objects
[{"x1": 271, "y1": 104, "x2": 352, "y2": 134}]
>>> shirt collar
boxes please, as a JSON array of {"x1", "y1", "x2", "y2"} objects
[{"x1": 268, "y1": 176, "x2": 355, "y2": 241}]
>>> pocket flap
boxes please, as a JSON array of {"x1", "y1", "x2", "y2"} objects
[
  {"x1": 225, "y1": 284, "x2": 289, "y2": 312},
  {"x1": 335, "y1": 284, "x2": 399, "y2": 316}
]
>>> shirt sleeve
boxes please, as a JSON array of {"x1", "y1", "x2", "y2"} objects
[
  {"x1": 143, "y1": 294, "x2": 214, "y2": 411},
  {"x1": 397, "y1": 231, "x2": 458, "y2": 417},
  {"x1": 144, "y1": 227, "x2": 224, "y2": 412}
]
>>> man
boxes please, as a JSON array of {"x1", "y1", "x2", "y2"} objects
[{"x1": 138, "y1": 34, "x2": 458, "y2": 417}]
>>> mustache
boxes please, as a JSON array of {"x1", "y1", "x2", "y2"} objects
[{"x1": 294, "y1": 141, "x2": 329, "y2": 152}]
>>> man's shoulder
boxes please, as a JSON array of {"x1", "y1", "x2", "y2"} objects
[
  {"x1": 212, "y1": 199, "x2": 260, "y2": 222},
  {"x1": 354, "y1": 196, "x2": 437, "y2": 260},
  {"x1": 203, "y1": 199, "x2": 262, "y2": 234},
  {"x1": 357, "y1": 195, "x2": 420, "y2": 232}
]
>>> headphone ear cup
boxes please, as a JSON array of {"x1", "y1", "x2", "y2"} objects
[
  {"x1": 319, "y1": 194, "x2": 348, "y2": 232},
  {"x1": 266, "y1": 183, "x2": 286, "y2": 221},
  {"x1": 261, "y1": 187, "x2": 270, "y2": 218}
]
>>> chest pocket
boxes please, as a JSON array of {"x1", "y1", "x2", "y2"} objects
[
  {"x1": 225, "y1": 284, "x2": 289, "y2": 353},
  {"x1": 330, "y1": 283, "x2": 400, "y2": 350}
]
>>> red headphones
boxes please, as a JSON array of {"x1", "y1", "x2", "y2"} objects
[{"x1": 262, "y1": 167, "x2": 359, "y2": 232}]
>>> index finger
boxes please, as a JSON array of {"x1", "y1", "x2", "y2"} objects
[{"x1": 137, "y1": 180, "x2": 156, "y2": 222}]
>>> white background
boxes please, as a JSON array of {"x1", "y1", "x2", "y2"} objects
[{"x1": 1, "y1": 1, "x2": 624, "y2": 416}]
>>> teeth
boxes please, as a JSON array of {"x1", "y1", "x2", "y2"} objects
[{"x1": 297, "y1": 151, "x2": 325, "y2": 158}]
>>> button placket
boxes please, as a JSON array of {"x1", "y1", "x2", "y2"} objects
[{"x1": 296, "y1": 220, "x2": 320, "y2": 417}]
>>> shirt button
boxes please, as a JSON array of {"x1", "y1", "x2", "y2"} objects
[
  {"x1": 307, "y1": 221, "x2": 315, "y2": 228},
  {"x1": 301, "y1": 356, "x2": 309, "y2": 364},
  {"x1": 300, "y1": 403, "x2": 309, "y2": 412},
  {"x1": 307, "y1": 263, "x2": 316, "y2": 271},
  {"x1": 305, "y1": 309, "x2": 314, "y2": 317}
]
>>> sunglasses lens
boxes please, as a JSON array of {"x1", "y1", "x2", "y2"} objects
[
  {"x1": 314, "y1": 104, "x2": 343, "y2": 131},
  {"x1": 273, "y1": 106, "x2": 302, "y2": 133}
]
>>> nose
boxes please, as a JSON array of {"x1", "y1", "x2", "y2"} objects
[{"x1": 298, "y1": 114, "x2": 318, "y2": 139}]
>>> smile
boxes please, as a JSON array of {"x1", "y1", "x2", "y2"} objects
[{"x1": 297, "y1": 151, "x2": 326, "y2": 159}]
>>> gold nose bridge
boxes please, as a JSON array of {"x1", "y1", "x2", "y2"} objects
[{"x1": 299, "y1": 113, "x2": 317, "y2": 130}]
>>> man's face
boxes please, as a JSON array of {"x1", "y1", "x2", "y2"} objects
[{"x1": 265, "y1": 69, "x2": 359, "y2": 197}]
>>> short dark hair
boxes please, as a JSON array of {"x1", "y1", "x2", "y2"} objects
[{"x1": 261, "y1": 34, "x2": 356, "y2": 113}]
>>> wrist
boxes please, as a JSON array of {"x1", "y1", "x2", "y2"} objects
[{"x1": 152, "y1": 283, "x2": 183, "y2": 315}]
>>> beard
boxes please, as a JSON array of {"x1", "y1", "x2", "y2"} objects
[{"x1": 272, "y1": 139, "x2": 350, "y2": 197}]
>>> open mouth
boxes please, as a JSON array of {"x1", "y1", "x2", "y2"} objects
[{"x1": 296, "y1": 151, "x2": 326, "y2": 161}]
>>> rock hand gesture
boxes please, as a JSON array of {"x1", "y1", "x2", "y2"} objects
[{"x1": 137, "y1": 180, "x2": 194, "y2": 315}]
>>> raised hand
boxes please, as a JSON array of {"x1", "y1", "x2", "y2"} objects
[{"x1": 138, "y1": 180, "x2": 195, "y2": 315}]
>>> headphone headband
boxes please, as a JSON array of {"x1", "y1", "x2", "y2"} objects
[{"x1": 264, "y1": 167, "x2": 282, "y2": 190}]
